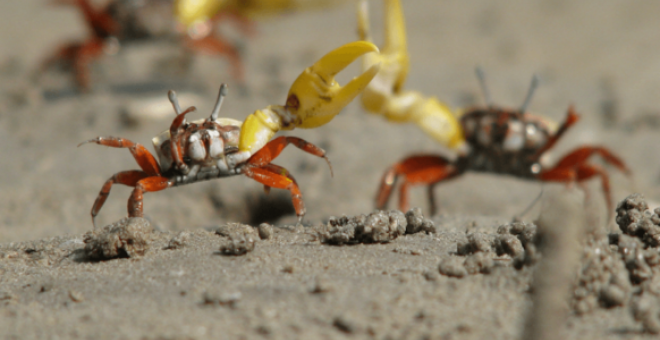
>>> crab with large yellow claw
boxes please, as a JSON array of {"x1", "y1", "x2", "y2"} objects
[
  {"x1": 358, "y1": 0, "x2": 630, "y2": 221},
  {"x1": 79, "y1": 41, "x2": 380, "y2": 226}
]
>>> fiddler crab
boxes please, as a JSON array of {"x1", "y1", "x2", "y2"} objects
[
  {"x1": 79, "y1": 41, "x2": 381, "y2": 227},
  {"x1": 39, "y1": 0, "x2": 121, "y2": 90},
  {"x1": 40, "y1": 0, "x2": 252, "y2": 90},
  {"x1": 357, "y1": 0, "x2": 630, "y2": 218}
]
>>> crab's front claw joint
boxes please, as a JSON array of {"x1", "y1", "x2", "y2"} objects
[{"x1": 286, "y1": 41, "x2": 381, "y2": 129}]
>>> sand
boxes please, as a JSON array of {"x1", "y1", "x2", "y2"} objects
[{"x1": 1, "y1": 0, "x2": 660, "y2": 339}]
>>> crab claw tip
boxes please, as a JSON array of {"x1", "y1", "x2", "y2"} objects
[
  {"x1": 310, "y1": 41, "x2": 379, "y2": 82},
  {"x1": 77, "y1": 138, "x2": 98, "y2": 147},
  {"x1": 336, "y1": 62, "x2": 381, "y2": 105}
]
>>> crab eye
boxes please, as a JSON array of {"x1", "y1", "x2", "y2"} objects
[{"x1": 187, "y1": 133, "x2": 206, "y2": 161}]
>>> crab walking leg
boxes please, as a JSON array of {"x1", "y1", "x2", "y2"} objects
[
  {"x1": 72, "y1": 40, "x2": 106, "y2": 90},
  {"x1": 258, "y1": 163, "x2": 298, "y2": 196},
  {"x1": 56, "y1": 0, "x2": 118, "y2": 37},
  {"x1": 376, "y1": 155, "x2": 459, "y2": 213},
  {"x1": 242, "y1": 164, "x2": 306, "y2": 224},
  {"x1": 538, "y1": 146, "x2": 630, "y2": 220},
  {"x1": 247, "y1": 136, "x2": 333, "y2": 176},
  {"x1": 38, "y1": 38, "x2": 105, "y2": 91},
  {"x1": 90, "y1": 170, "x2": 150, "y2": 228},
  {"x1": 357, "y1": 0, "x2": 465, "y2": 150},
  {"x1": 543, "y1": 146, "x2": 631, "y2": 176},
  {"x1": 128, "y1": 177, "x2": 173, "y2": 218},
  {"x1": 78, "y1": 137, "x2": 161, "y2": 176},
  {"x1": 539, "y1": 163, "x2": 613, "y2": 220},
  {"x1": 43, "y1": 0, "x2": 118, "y2": 90}
]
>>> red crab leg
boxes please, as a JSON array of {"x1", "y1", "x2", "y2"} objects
[
  {"x1": 44, "y1": 0, "x2": 118, "y2": 90},
  {"x1": 532, "y1": 106, "x2": 580, "y2": 159},
  {"x1": 90, "y1": 170, "x2": 149, "y2": 228},
  {"x1": 37, "y1": 38, "x2": 105, "y2": 90},
  {"x1": 247, "y1": 136, "x2": 333, "y2": 176},
  {"x1": 53, "y1": 0, "x2": 118, "y2": 37},
  {"x1": 376, "y1": 155, "x2": 459, "y2": 215},
  {"x1": 128, "y1": 176, "x2": 173, "y2": 218},
  {"x1": 168, "y1": 106, "x2": 197, "y2": 173},
  {"x1": 183, "y1": 34, "x2": 244, "y2": 82},
  {"x1": 544, "y1": 146, "x2": 630, "y2": 175},
  {"x1": 215, "y1": 9, "x2": 257, "y2": 37},
  {"x1": 242, "y1": 163, "x2": 306, "y2": 224},
  {"x1": 538, "y1": 146, "x2": 630, "y2": 220},
  {"x1": 78, "y1": 137, "x2": 161, "y2": 176},
  {"x1": 72, "y1": 39, "x2": 106, "y2": 90}
]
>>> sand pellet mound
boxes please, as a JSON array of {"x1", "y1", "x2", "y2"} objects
[
  {"x1": 219, "y1": 237, "x2": 256, "y2": 256},
  {"x1": 616, "y1": 193, "x2": 660, "y2": 247},
  {"x1": 215, "y1": 223, "x2": 259, "y2": 256},
  {"x1": 439, "y1": 221, "x2": 540, "y2": 277},
  {"x1": 404, "y1": 207, "x2": 436, "y2": 234},
  {"x1": 569, "y1": 193, "x2": 660, "y2": 333},
  {"x1": 323, "y1": 210, "x2": 406, "y2": 244},
  {"x1": 572, "y1": 238, "x2": 632, "y2": 314},
  {"x1": 83, "y1": 217, "x2": 154, "y2": 260}
]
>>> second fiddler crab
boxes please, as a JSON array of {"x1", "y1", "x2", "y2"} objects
[
  {"x1": 357, "y1": 0, "x2": 630, "y2": 218},
  {"x1": 79, "y1": 41, "x2": 381, "y2": 227}
]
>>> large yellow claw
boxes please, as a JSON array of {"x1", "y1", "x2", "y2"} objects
[
  {"x1": 287, "y1": 41, "x2": 381, "y2": 129},
  {"x1": 357, "y1": 0, "x2": 465, "y2": 150},
  {"x1": 238, "y1": 41, "x2": 381, "y2": 155}
]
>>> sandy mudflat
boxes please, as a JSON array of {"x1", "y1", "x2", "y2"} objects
[{"x1": 2, "y1": 0, "x2": 660, "y2": 339}]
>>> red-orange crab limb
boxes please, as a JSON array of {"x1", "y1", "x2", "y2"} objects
[
  {"x1": 79, "y1": 41, "x2": 377, "y2": 226},
  {"x1": 39, "y1": 0, "x2": 119, "y2": 90},
  {"x1": 376, "y1": 101, "x2": 630, "y2": 219}
]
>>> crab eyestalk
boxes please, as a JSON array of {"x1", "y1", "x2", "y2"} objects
[
  {"x1": 210, "y1": 83, "x2": 229, "y2": 121},
  {"x1": 168, "y1": 90, "x2": 184, "y2": 117},
  {"x1": 519, "y1": 74, "x2": 540, "y2": 115},
  {"x1": 475, "y1": 67, "x2": 492, "y2": 107}
]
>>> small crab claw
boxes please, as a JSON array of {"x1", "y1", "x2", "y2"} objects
[{"x1": 286, "y1": 41, "x2": 381, "y2": 129}]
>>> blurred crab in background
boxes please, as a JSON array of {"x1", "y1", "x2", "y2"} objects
[
  {"x1": 38, "y1": 0, "x2": 121, "y2": 90},
  {"x1": 38, "y1": 0, "x2": 353, "y2": 90},
  {"x1": 357, "y1": 0, "x2": 630, "y2": 219},
  {"x1": 173, "y1": 0, "x2": 353, "y2": 83},
  {"x1": 37, "y1": 0, "x2": 176, "y2": 90},
  {"x1": 78, "y1": 41, "x2": 380, "y2": 226}
]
